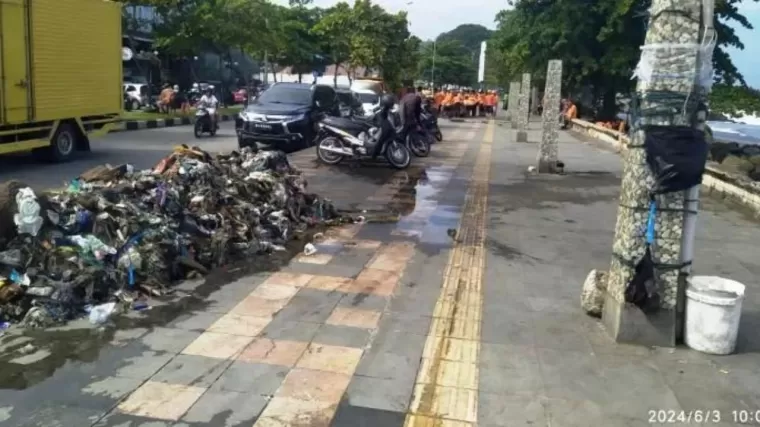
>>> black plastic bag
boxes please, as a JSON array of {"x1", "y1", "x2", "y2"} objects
[
  {"x1": 644, "y1": 125, "x2": 708, "y2": 195},
  {"x1": 624, "y1": 246, "x2": 661, "y2": 313}
]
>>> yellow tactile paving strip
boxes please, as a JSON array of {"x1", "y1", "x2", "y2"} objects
[{"x1": 405, "y1": 120, "x2": 494, "y2": 427}]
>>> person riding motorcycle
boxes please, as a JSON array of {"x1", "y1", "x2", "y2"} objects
[{"x1": 197, "y1": 86, "x2": 220, "y2": 129}]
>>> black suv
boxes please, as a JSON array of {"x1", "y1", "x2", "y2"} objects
[{"x1": 236, "y1": 83, "x2": 340, "y2": 151}]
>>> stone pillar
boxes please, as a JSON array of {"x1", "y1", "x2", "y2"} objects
[
  {"x1": 537, "y1": 60, "x2": 563, "y2": 173},
  {"x1": 516, "y1": 73, "x2": 531, "y2": 142},
  {"x1": 530, "y1": 86, "x2": 538, "y2": 116},
  {"x1": 600, "y1": 0, "x2": 710, "y2": 347},
  {"x1": 508, "y1": 81, "x2": 520, "y2": 128}
]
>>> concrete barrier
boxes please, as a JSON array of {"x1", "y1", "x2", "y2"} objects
[
  {"x1": 112, "y1": 113, "x2": 239, "y2": 133},
  {"x1": 569, "y1": 118, "x2": 760, "y2": 217}
]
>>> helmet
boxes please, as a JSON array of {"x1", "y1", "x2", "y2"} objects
[{"x1": 380, "y1": 94, "x2": 396, "y2": 109}]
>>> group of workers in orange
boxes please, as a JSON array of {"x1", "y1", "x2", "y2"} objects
[{"x1": 427, "y1": 89, "x2": 500, "y2": 118}]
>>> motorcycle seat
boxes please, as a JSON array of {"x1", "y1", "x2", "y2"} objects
[{"x1": 322, "y1": 116, "x2": 370, "y2": 133}]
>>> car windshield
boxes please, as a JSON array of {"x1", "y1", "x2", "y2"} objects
[
  {"x1": 336, "y1": 92, "x2": 353, "y2": 105},
  {"x1": 357, "y1": 92, "x2": 379, "y2": 104},
  {"x1": 256, "y1": 86, "x2": 312, "y2": 105}
]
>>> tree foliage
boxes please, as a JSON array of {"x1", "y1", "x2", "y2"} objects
[
  {"x1": 417, "y1": 24, "x2": 492, "y2": 87},
  {"x1": 489, "y1": 0, "x2": 759, "y2": 116},
  {"x1": 710, "y1": 84, "x2": 760, "y2": 117},
  {"x1": 124, "y1": 0, "x2": 419, "y2": 87}
]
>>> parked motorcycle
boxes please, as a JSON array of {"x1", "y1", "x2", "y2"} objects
[
  {"x1": 194, "y1": 108, "x2": 217, "y2": 138},
  {"x1": 421, "y1": 110, "x2": 443, "y2": 142},
  {"x1": 315, "y1": 115, "x2": 411, "y2": 169},
  {"x1": 388, "y1": 110, "x2": 431, "y2": 157}
]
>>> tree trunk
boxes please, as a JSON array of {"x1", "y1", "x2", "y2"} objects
[
  {"x1": 271, "y1": 62, "x2": 277, "y2": 82},
  {"x1": 600, "y1": 87, "x2": 617, "y2": 121},
  {"x1": 298, "y1": 72, "x2": 302, "y2": 83},
  {"x1": 333, "y1": 62, "x2": 340, "y2": 87}
]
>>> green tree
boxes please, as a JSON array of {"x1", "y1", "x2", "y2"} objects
[
  {"x1": 709, "y1": 84, "x2": 760, "y2": 117},
  {"x1": 437, "y1": 24, "x2": 493, "y2": 54},
  {"x1": 278, "y1": 3, "x2": 325, "y2": 82},
  {"x1": 375, "y1": 11, "x2": 417, "y2": 90},
  {"x1": 417, "y1": 39, "x2": 475, "y2": 87},
  {"x1": 312, "y1": 2, "x2": 354, "y2": 87},
  {"x1": 489, "y1": 0, "x2": 759, "y2": 118}
]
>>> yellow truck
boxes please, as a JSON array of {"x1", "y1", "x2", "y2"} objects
[{"x1": 0, "y1": 0, "x2": 122, "y2": 161}]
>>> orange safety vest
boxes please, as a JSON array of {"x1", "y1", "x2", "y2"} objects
[{"x1": 434, "y1": 92, "x2": 445, "y2": 106}]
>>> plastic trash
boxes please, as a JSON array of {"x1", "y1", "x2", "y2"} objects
[
  {"x1": 303, "y1": 243, "x2": 317, "y2": 256},
  {"x1": 0, "y1": 249, "x2": 23, "y2": 267},
  {"x1": 9, "y1": 269, "x2": 31, "y2": 287},
  {"x1": 70, "y1": 235, "x2": 117, "y2": 260},
  {"x1": 26, "y1": 286, "x2": 54, "y2": 297},
  {"x1": 133, "y1": 301, "x2": 150, "y2": 311},
  {"x1": 88, "y1": 302, "x2": 117, "y2": 324},
  {"x1": 13, "y1": 187, "x2": 44, "y2": 236}
]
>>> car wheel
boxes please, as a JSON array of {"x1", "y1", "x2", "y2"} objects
[{"x1": 131, "y1": 100, "x2": 141, "y2": 111}]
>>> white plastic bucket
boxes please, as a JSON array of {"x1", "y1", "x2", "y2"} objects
[{"x1": 685, "y1": 276, "x2": 745, "y2": 355}]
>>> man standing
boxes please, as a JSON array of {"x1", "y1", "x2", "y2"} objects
[{"x1": 398, "y1": 86, "x2": 423, "y2": 142}]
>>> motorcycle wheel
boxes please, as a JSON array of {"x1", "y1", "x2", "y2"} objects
[
  {"x1": 193, "y1": 121, "x2": 203, "y2": 138},
  {"x1": 386, "y1": 140, "x2": 411, "y2": 169},
  {"x1": 316, "y1": 136, "x2": 345, "y2": 165},
  {"x1": 435, "y1": 128, "x2": 443, "y2": 141},
  {"x1": 408, "y1": 134, "x2": 431, "y2": 158}
]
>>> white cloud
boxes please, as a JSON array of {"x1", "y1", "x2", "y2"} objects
[{"x1": 271, "y1": 0, "x2": 508, "y2": 40}]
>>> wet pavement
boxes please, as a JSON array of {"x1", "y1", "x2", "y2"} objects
[{"x1": 2, "y1": 117, "x2": 760, "y2": 426}]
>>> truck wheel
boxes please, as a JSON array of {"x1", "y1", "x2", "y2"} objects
[{"x1": 48, "y1": 123, "x2": 78, "y2": 162}]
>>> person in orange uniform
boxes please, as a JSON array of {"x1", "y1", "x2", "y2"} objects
[
  {"x1": 452, "y1": 91, "x2": 464, "y2": 117},
  {"x1": 434, "y1": 90, "x2": 446, "y2": 115},
  {"x1": 463, "y1": 92, "x2": 476, "y2": 117},
  {"x1": 482, "y1": 91, "x2": 493, "y2": 117},
  {"x1": 561, "y1": 98, "x2": 578, "y2": 129},
  {"x1": 477, "y1": 91, "x2": 487, "y2": 116},
  {"x1": 443, "y1": 90, "x2": 454, "y2": 117}
]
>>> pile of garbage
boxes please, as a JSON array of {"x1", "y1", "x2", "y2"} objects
[{"x1": 0, "y1": 146, "x2": 344, "y2": 328}]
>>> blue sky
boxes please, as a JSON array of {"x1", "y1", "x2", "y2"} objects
[{"x1": 727, "y1": 2, "x2": 760, "y2": 87}]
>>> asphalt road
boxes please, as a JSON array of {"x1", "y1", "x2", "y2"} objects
[{"x1": 0, "y1": 123, "x2": 245, "y2": 190}]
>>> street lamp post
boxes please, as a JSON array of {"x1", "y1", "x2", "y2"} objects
[{"x1": 431, "y1": 41, "x2": 436, "y2": 89}]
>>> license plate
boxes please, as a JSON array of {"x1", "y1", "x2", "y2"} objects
[{"x1": 253, "y1": 123, "x2": 272, "y2": 130}]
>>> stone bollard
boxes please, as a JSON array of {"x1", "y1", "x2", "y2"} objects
[
  {"x1": 508, "y1": 81, "x2": 520, "y2": 128},
  {"x1": 516, "y1": 73, "x2": 531, "y2": 142},
  {"x1": 537, "y1": 60, "x2": 563, "y2": 173}
]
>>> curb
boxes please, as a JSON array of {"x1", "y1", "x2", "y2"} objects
[
  {"x1": 113, "y1": 113, "x2": 238, "y2": 132},
  {"x1": 568, "y1": 118, "x2": 760, "y2": 218}
]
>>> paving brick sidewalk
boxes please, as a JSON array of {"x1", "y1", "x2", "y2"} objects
[
  {"x1": 2, "y1": 118, "x2": 759, "y2": 427},
  {"x1": 475, "y1": 121, "x2": 760, "y2": 427},
  {"x1": 0, "y1": 119, "x2": 487, "y2": 427}
]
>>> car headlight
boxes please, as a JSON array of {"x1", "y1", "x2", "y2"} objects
[{"x1": 282, "y1": 113, "x2": 306, "y2": 122}]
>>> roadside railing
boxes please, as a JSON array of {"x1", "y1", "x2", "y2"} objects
[{"x1": 568, "y1": 118, "x2": 760, "y2": 217}]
